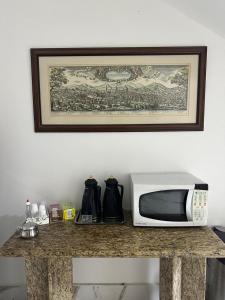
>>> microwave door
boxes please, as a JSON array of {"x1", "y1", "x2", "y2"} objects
[{"x1": 139, "y1": 190, "x2": 189, "y2": 222}]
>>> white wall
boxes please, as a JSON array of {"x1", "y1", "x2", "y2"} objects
[
  {"x1": 1, "y1": 0, "x2": 225, "y2": 288},
  {"x1": 162, "y1": 0, "x2": 225, "y2": 39}
]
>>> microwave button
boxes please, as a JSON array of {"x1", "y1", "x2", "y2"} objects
[{"x1": 193, "y1": 207, "x2": 204, "y2": 222}]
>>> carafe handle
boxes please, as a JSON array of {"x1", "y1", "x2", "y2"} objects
[{"x1": 118, "y1": 184, "x2": 124, "y2": 200}]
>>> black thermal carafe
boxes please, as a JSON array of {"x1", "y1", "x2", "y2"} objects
[
  {"x1": 81, "y1": 177, "x2": 101, "y2": 222},
  {"x1": 103, "y1": 177, "x2": 124, "y2": 223}
]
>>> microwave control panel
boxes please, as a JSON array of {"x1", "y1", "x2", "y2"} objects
[{"x1": 192, "y1": 190, "x2": 208, "y2": 223}]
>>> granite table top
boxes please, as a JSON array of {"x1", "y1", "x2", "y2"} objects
[{"x1": 1, "y1": 212, "x2": 225, "y2": 258}]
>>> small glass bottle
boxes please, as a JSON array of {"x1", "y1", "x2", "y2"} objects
[{"x1": 25, "y1": 199, "x2": 31, "y2": 221}]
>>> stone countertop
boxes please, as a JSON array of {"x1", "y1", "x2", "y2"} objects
[{"x1": 1, "y1": 212, "x2": 225, "y2": 258}]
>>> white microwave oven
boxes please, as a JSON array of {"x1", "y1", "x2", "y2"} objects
[{"x1": 131, "y1": 172, "x2": 208, "y2": 227}]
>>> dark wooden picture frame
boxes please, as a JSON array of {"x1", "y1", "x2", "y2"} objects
[{"x1": 31, "y1": 47, "x2": 207, "y2": 132}]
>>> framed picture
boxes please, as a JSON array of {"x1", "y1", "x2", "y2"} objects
[{"x1": 31, "y1": 47, "x2": 207, "y2": 132}]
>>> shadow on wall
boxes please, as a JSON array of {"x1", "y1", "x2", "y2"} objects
[
  {"x1": 0, "y1": 215, "x2": 25, "y2": 246},
  {"x1": 0, "y1": 215, "x2": 26, "y2": 285}
]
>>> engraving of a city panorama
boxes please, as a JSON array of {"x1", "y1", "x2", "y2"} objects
[{"x1": 49, "y1": 65, "x2": 189, "y2": 113}]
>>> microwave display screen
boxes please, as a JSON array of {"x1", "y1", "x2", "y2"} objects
[{"x1": 139, "y1": 190, "x2": 188, "y2": 221}]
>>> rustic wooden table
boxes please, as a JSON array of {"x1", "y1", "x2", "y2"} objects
[{"x1": 1, "y1": 213, "x2": 225, "y2": 300}]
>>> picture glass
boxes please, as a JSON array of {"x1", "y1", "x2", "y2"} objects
[{"x1": 39, "y1": 55, "x2": 198, "y2": 125}]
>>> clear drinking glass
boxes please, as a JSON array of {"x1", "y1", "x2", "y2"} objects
[
  {"x1": 31, "y1": 203, "x2": 39, "y2": 219},
  {"x1": 39, "y1": 203, "x2": 48, "y2": 219}
]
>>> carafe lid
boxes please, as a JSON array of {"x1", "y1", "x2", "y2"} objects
[
  {"x1": 105, "y1": 177, "x2": 118, "y2": 186},
  {"x1": 85, "y1": 177, "x2": 98, "y2": 187}
]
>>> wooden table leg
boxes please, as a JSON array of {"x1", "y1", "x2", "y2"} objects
[
  {"x1": 160, "y1": 257, "x2": 206, "y2": 300},
  {"x1": 25, "y1": 257, "x2": 73, "y2": 300}
]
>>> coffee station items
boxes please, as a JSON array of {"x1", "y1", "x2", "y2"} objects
[
  {"x1": 63, "y1": 202, "x2": 76, "y2": 221},
  {"x1": 25, "y1": 199, "x2": 31, "y2": 219},
  {"x1": 38, "y1": 202, "x2": 49, "y2": 224},
  {"x1": 103, "y1": 177, "x2": 124, "y2": 223},
  {"x1": 31, "y1": 203, "x2": 39, "y2": 219},
  {"x1": 22, "y1": 175, "x2": 124, "y2": 227},
  {"x1": 25, "y1": 200, "x2": 49, "y2": 225},
  {"x1": 49, "y1": 204, "x2": 63, "y2": 223},
  {"x1": 19, "y1": 200, "x2": 48, "y2": 239},
  {"x1": 76, "y1": 176, "x2": 124, "y2": 224},
  {"x1": 18, "y1": 222, "x2": 39, "y2": 239},
  {"x1": 81, "y1": 177, "x2": 101, "y2": 223},
  {"x1": 24, "y1": 199, "x2": 76, "y2": 224}
]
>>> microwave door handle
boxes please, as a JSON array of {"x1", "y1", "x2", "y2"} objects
[{"x1": 186, "y1": 190, "x2": 194, "y2": 221}]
